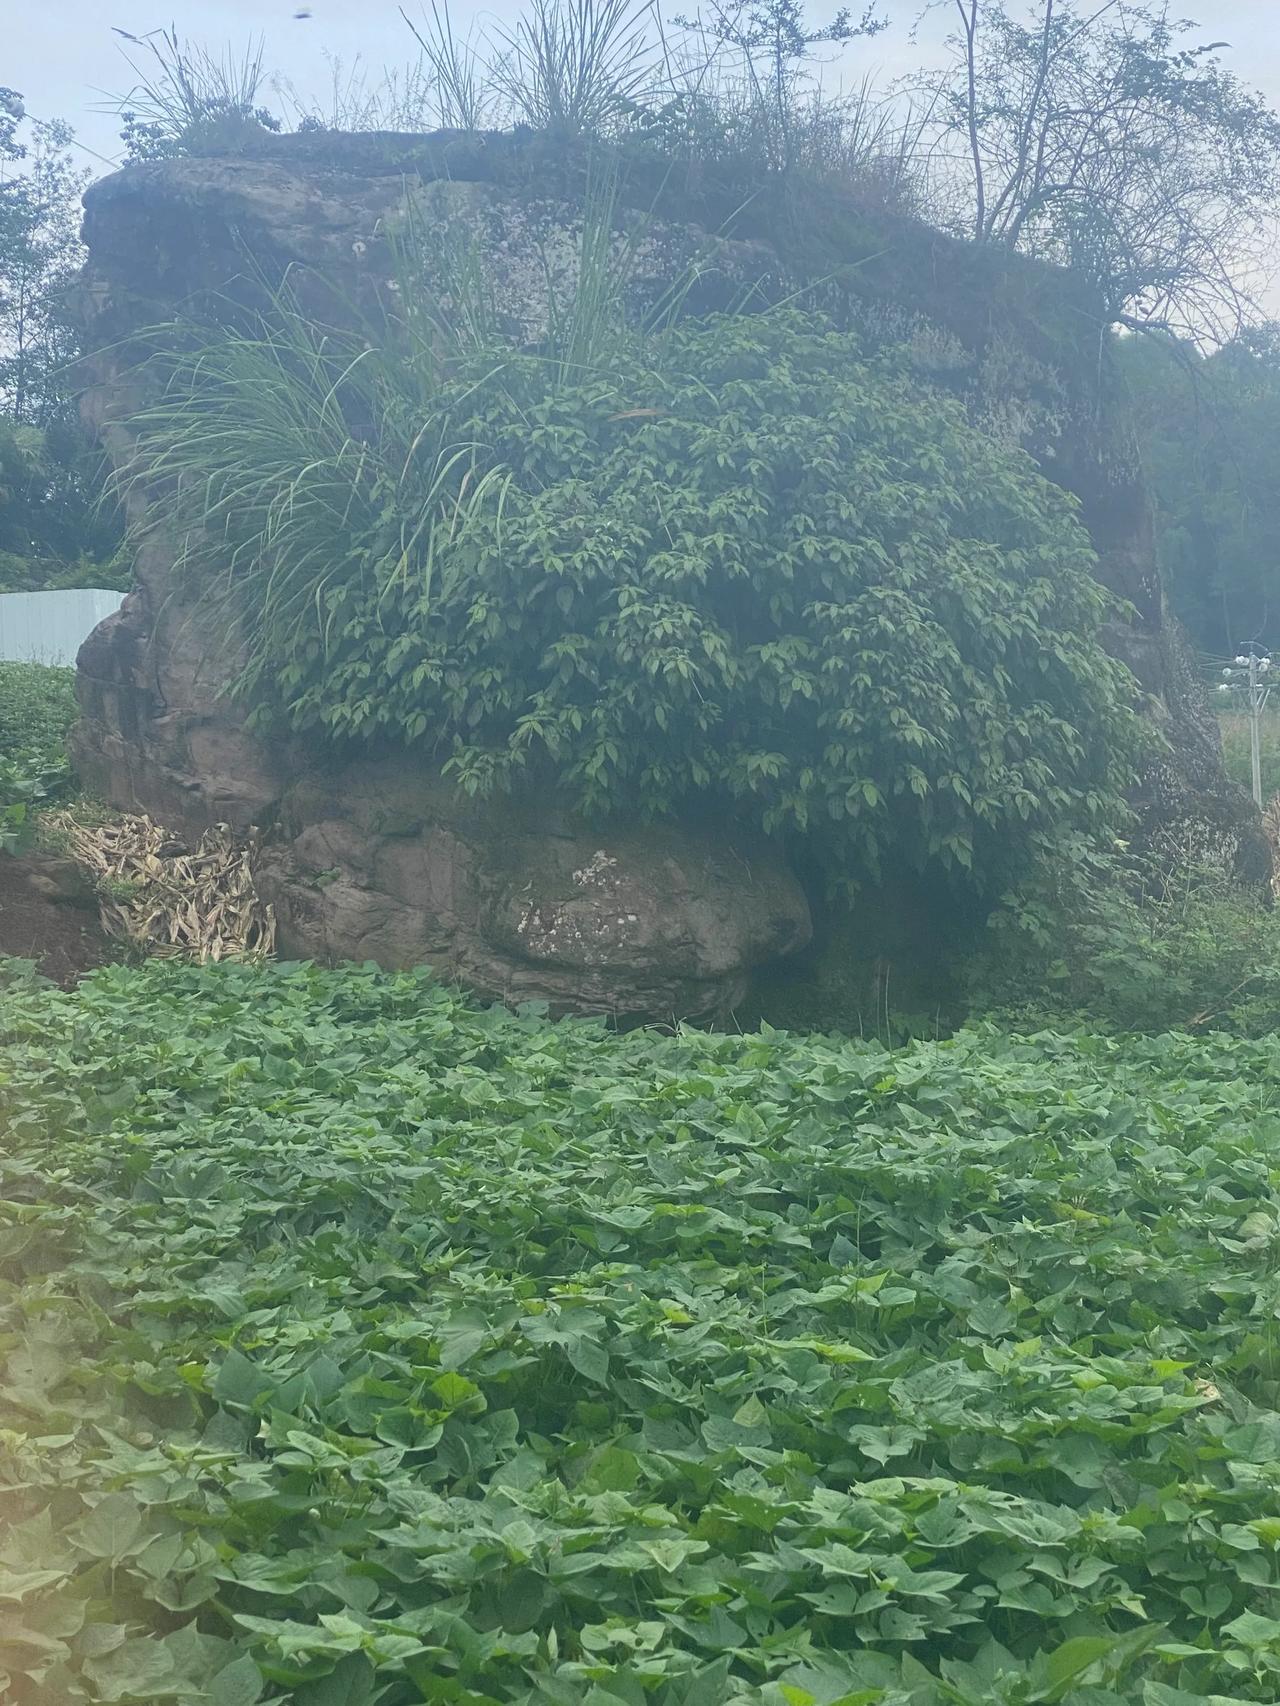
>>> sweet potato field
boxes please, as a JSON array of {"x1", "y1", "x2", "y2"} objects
[{"x1": 4, "y1": 960, "x2": 1280, "y2": 1703}]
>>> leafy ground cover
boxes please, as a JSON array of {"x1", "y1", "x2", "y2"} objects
[
  {"x1": 0, "y1": 660, "x2": 77, "y2": 849},
  {"x1": 0, "y1": 660, "x2": 77, "y2": 772},
  {"x1": 5, "y1": 960, "x2": 1280, "y2": 1704}
]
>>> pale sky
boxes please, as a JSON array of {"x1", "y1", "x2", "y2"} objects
[{"x1": 11, "y1": 1, "x2": 1280, "y2": 178}]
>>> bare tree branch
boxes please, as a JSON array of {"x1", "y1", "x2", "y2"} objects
[{"x1": 918, "y1": 1, "x2": 1280, "y2": 342}]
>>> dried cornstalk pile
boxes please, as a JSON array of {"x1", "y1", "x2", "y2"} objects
[{"x1": 45, "y1": 812, "x2": 276, "y2": 961}]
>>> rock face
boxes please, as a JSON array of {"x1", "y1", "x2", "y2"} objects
[
  {"x1": 71, "y1": 130, "x2": 1265, "y2": 1018},
  {"x1": 263, "y1": 763, "x2": 810, "y2": 1019}
]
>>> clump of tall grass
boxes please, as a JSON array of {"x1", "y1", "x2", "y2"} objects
[
  {"x1": 491, "y1": 0, "x2": 659, "y2": 133},
  {"x1": 399, "y1": 0, "x2": 663, "y2": 137},
  {"x1": 398, "y1": 1, "x2": 502, "y2": 131},
  {"x1": 103, "y1": 3, "x2": 929, "y2": 217},
  {"x1": 108, "y1": 26, "x2": 280, "y2": 159},
  {"x1": 114, "y1": 283, "x2": 501, "y2": 718},
  {"x1": 112, "y1": 182, "x2": 685, "y2": 721}
]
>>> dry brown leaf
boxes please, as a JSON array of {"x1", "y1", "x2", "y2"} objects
[{"x1": 44, "y1": 811, "x2": 276, "y2": 964}]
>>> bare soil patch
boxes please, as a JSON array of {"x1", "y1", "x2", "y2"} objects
[{"x1": 0, "y1": 856, "x2": 117, "y2": 986}]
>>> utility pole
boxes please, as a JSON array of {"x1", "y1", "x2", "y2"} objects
[
  {"x1": 1250, "y1": 651, "x2": 1264, "y2": 810},
  {"x1": 1220, "y1": 648, "x2": 1273, "y2": 808}
]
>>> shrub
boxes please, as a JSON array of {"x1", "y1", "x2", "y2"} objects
[
  {"x1": 970, "y1": 835, "x2": 1280, "y2": 1035},
  {"x1": 0, "y1": 659, "x2": 77, "y2": 850},
  {"x1": 122, "y1": 284, "x2": 1139, "y2": 895},
  {"x1": 0, "y1": 659, "x2": 77, "y2": 767}
]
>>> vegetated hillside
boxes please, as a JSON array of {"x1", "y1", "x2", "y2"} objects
[{"x1": 4, "y1": 959, "x2": 1280, "y2": 1703}]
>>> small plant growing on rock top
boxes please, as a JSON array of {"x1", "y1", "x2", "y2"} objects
[
  {"x1": 108, "y1": 26, "x2": 281, "y2": 161},
  {"x1": 119, "y1": 225, "x2": 1140, "y2": 895},
  {"x1": 971, "y1": 830, "x2": 1280, "y2": 1036}
]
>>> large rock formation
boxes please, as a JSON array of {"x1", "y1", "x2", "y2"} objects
[{"x1": 71, "y1": 130, "x2": 1266, "y2": 1019}]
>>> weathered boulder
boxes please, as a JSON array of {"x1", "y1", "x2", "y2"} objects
[
  {"x1": 262, "y1": 763, "x2": 810, "y2": 1019},
  {"x1": 70, "y1": 130, "x2": 1265, "y2": 1019}
]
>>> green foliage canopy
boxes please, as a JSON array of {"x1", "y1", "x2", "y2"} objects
[
  {"x1": 0, "y1": 92, "x2": 124, "y2": 586},
  {"x1": 0, "y1": 418, "x2": 125, "y2": 585},
  {"x1": 1117, "y1": 327, "x2": 1280, "y2": 657},
  {"x1": 126, "y1": 301, "x2": 1138, "y2": 887}
]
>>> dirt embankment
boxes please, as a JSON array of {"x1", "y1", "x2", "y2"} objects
[{"x1": 0, "y1": 856, "x2": 116, "y2": 986}]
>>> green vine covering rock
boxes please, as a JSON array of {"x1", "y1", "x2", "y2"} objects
[{"x1": 125, "y1": 296, "x2": 1139, "y2": 888}]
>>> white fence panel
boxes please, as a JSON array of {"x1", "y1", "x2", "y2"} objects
[{"x1": 0, "y1": 589, "x2": 125, "y2": 667}]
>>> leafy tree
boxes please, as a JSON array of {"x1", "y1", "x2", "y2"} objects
[
  {"x1": 1116, "y1": 326, "x2": 1280, "y2": 654},
  {"x1": 0, "y1": 416, "x2": 123, "y2": 587},
  {"x1": 921, "y1": 1, "x2": 1280, "y2": 341},
  {"x1": 0, "y1": 92, "x2": 122, "y2": 585},
  {"x1": 0, "y1": 104, "x2": 85, "y2": 423},
  {"x1": 0, "y1": 85, "x2": 23, "y2": 162}
]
